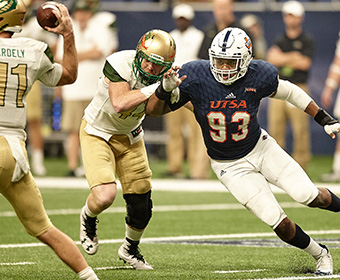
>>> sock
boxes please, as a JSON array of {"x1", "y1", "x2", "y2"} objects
[
  {"x1": 325, "y1": 189, "x2": 340, "y2": 212},
  {"x1": 84, "y1": 202, "x2": 96, "y2": 218},
  {"x1": 78, "y1": 266, "x2": 98, "y2": 280},
  {"x1": 286, "y1": 224, "x2": 310, "y2": 249},
  {"x1": 303, "y1": 238, "x2": 323, "y2": 258},
  {"x1": 32, "y1": 149, "x2": 44, "y2": 165},
  {"x1": 125, "y1": 224, "x2": 144, "y2": 242},
  {"x1": 332, "y1": 152, "x2": 340, "y2": 174}
]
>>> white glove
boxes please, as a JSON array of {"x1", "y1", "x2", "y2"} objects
[
  {"x1": 170, "y1": 87, "x2": 180, "y2": 104},
  {"x1": 324, "y1": 123, "x2": 340, "y2": 138},
  {"x1": 163, "y1": 71, "x2": 182, "y2": 92}
]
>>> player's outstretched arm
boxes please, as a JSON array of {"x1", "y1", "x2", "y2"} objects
[
  {"x1": 271, "y1": 79, "x2": 340, "y2": 139},
  {"x1": 146, "y1": 66, "x2": 186, "y2": 116}
]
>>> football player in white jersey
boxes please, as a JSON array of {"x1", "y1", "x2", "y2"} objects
[
  {"x1": 79, "y1": 29, "x2": 177, "y2": 270},
  {"x1": 0, "y1": 1, "x2": 99, "y2": 279},
  {"x1": 146, "y1": 27, "x2": 340, "y2": 275}
]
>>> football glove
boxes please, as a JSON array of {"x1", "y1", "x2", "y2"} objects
[
  {"x1": 324, "y1": 123, "x2": 340, "y2": 139},
  {"x1": 314, "y1": 108, "x2": 340, "y2": 139},
  {"x1": 163, "y1": 70, "x2": 182, "y2": 92},
  {"x1": 170, "y1": 87, "x2": 180, "y2": 104}
]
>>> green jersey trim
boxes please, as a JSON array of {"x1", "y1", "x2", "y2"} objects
[{"x1": 103, "y1": 60, "x2": 125, "y2": 82}]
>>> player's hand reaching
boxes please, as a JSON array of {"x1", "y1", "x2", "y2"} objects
[
  {"x1": 324, "y1": 123, "x2": 340, "y2": 139},
  {"x1": 155, "y1": 66, "x2": 186, "y2": 103},
  {"x1": 162, "y1": 66, "x2": 187, "y2": 92},
  {"x1": 314, "y1": 108, "x2": 340, "y2": 139}
]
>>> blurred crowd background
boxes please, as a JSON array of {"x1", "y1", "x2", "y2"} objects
[{"x1": 25, "y1": 0, "x2": 340, "y2": 165}]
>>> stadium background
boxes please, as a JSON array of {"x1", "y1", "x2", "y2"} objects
[{"x1": 41, "y1": 0, "x2": 340, "y2": 157}]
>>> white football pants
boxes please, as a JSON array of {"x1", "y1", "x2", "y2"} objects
[{"x1": 211, "y1": 129, "x2": 318, "y2": 229}]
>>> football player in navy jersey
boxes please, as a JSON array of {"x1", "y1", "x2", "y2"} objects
[{"x1": 146, "y1": 27, "x2": 340, "y2": 275}]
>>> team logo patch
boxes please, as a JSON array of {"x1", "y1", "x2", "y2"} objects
[
  {"x1": 0, "y1": 0, "x2": 17, "y2": 15},
  {"x1": 245, "y1": 87, "x2": 257, "y2": 93}
]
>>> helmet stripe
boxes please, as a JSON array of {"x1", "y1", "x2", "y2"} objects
[{"x1": 221, "y1": 30, "x2": 231, "y2": 52}]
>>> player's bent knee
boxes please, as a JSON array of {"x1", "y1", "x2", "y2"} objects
[
  {"x1": 295, "y1": 189, "x2": 318, "y2": 206},
  {"x1": 124, "y1": 190, "x2": 153, "y2": 230},
  {"x1": 24, "y1": 217, "x2": 53, "y2": 237},
  {"x1": 260, "y1": 206, "x2": 287, "y2": 229},
  {"x1": 130, "y1": 178, "x2": 152, "y2": 194}
]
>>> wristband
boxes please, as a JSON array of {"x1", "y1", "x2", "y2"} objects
[
  {"x1": 314, "y1": 108, "x2": 338, "y2": 126},
  {"x1": 155, "y1": 84, "x2": 168, "y2": 100},
  {"x1": 331, "y1": 64, "x2": 340, "y2": 75},
  {"x1": 63, "y1": 30, "x2": 73, "y2": 38},
  {"x1": 326, "y1": 78, "x2": 338, "y2": 90}
]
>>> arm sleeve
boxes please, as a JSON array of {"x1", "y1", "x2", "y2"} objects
[{"x1": 272, "y1": 79, "x2": 313, "y2": 111}]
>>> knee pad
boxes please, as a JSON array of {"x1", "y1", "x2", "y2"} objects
[{"x1": 123, "y1": 190, "x2": 153, "y2": 230}]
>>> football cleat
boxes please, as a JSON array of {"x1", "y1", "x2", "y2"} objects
[
  {"x1": 118, "y1": 238, "x2": 153, "y2": 270},
  {"x1": 320, "y1": 172, "x2": 340, "y2": 183},
  {"x1": 314, "y1": 244, "x2": 333, "y2": 275},
  {"x1": 80, "y1": 206, "x2": 98, "y2": 255}
]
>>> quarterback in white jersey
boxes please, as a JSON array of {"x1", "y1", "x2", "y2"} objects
[
  {"x1": 0, "y1": 1, "x2": 98, "y2": 279},
  {"x1": 79, "y1": 29, "x2": 176, "y2": 270}
]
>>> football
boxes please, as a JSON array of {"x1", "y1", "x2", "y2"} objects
[{"x1": 36, "y1": 1, "x2": 61, "y2": 30}]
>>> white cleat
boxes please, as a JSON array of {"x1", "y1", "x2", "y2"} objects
[
  {"x1": 32, "y1": 162, "x2": 46, "y2": 176},
  {"x1": 314, "y1": 244, "x2": 333, "y2": 275},
  {"x1": 118, "y1": 239, "x2": 153, "y2": 270},
  {"x1": 321, "y1": 172, "x2": 340, "y2": 182},
  {"x1": 80, "y1": 206, "x2": 98, "y2": 255}
]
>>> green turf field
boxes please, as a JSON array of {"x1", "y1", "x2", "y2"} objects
[
  {"x1": 33, "y1": 155, "x2": 334, "y2": 181},
  {"x1": 0, "y1": 178, "x2": 339, "y2": 279}
]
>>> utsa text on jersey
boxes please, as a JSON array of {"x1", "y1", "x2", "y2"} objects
[{"x1": 210, "y1": 100, "x2": 247, "y2": 109}]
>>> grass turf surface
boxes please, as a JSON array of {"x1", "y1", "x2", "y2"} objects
[
  {"x1": 0, "y1": 155, "x2": 339, "y2": 279},
  {"x1": 0, "y1": 186, "x2": 339, "y2": 279},
  {"x1": 34, "y1": 155, "x2": 334, "y2": 182}
]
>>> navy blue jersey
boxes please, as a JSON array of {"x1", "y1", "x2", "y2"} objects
[{"x1": 171, "y1": 59, "x2": 279, "y2": 160}]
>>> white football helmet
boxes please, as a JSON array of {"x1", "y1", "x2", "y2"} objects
[{"x1": 209, "y1": 27, "x2": 253, "y2": 85}]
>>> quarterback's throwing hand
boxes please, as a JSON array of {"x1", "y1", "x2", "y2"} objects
[
  {"x1": 324, "y1": 123, "x2": 340, "y2": 139},
  {"x1": 162, "y1": 66, "x2": 187, "y2": 92}
]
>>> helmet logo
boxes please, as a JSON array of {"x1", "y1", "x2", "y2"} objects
[
  {"x1": 140, "y1": 31, "x2": 153, "y2": 50},
  {"x1": 0, "y1": 0, "x2": 17, "y2": 15},
  {"x1": 245, "y1": 37, "x2": 252, "y2": 50}
]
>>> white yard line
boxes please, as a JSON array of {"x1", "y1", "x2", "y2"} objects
[
  {"x1": 0, "y1": 262, "x2": 35, "y2": 265},
  {"x1": 1, "y1": 230, "x2": 339, "y2": 249},
  {"x1": 215, "y1": 269, "x2": 268, "y2": 274},
  {"x1": 0, "y1": 202, "x2": 306, "y2": 217},
  {"x1": 244, "y1": 275, "x2": 340, "y2": 280},
  {"x1": 33, "y1": 177, "x2": 340, "y2": 194}
]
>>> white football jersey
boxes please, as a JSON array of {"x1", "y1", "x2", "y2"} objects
[
  {"x1": 84, "y1": 50, "x2": 148, "y2": 143},
  {"x1": 0, "y1": 37, "x2": 62, "y2": 140}
]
